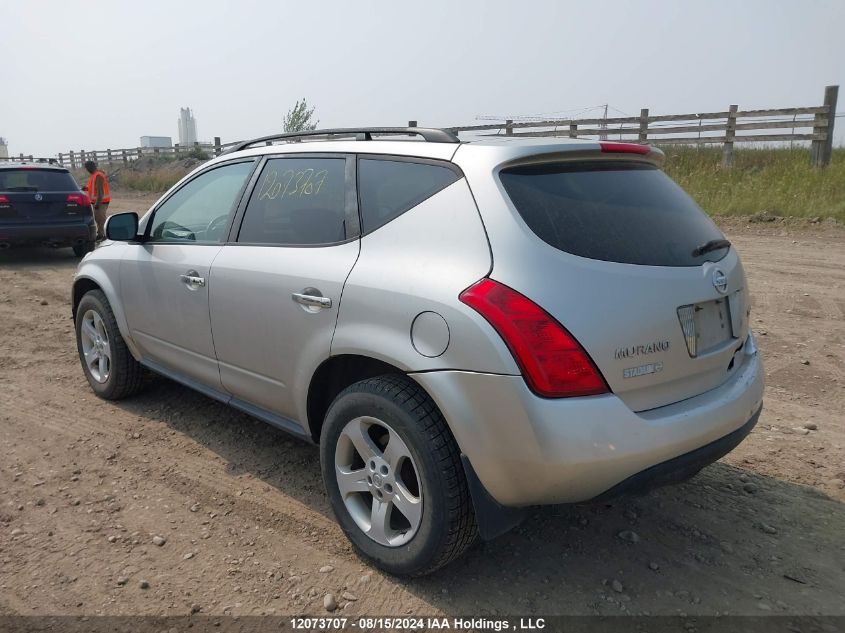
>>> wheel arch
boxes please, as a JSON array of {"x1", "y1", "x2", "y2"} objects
[
  {"x1": 71, "y1": 272, "x2": 141, "y2": 361},
  {"x1": 72, "y1": 277, "x2": 101, "y2": 320},
  {"x1": 307, "y1": 354, "x2": 416, "y2": 443}
]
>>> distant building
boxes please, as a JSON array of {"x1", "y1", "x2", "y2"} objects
[
  {"x1": 0, "y1": 137, "x2": 8, "y2": 159},
  {"x1": 140, "y1": 136, "x2": 173, "y2": 148},
  {"x1": 177, "y1": 107, "x2": 198, "y2": 146}
]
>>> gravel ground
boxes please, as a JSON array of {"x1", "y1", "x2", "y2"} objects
[{"x1": 0, "y1": 195, "x2": 843, "y2": 618}]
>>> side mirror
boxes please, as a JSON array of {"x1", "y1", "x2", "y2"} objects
[{"x1": 105, "y1": 212, "x2": 139, "y2": 241}]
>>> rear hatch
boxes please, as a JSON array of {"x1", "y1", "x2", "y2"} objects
[
  {"x1": 495, "y1": 155, "x2": 749, "y2": 412},
  {"x1": 0, "y1": 168, "x2": 90, "y2": 224}
]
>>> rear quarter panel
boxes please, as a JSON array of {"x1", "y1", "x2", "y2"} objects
[{"x1": 331, "y1": 178, "x2": 518, "y2": 375}]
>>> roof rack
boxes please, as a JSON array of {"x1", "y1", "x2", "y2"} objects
[{"x1": 223, "y1": 127, "x2": 460, "y2": 155}]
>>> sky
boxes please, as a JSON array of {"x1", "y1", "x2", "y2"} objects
[{"x1": 1, "y1": 0, "x2": 843, "y2": 157}]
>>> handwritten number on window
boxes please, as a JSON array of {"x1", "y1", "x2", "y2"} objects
[{"x1": 257, "y1": 168, "x2": 329, "y2": 201}]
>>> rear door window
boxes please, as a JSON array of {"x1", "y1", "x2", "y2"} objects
[
  {"x1": 237, "y1": 157, "x2": 347, "y2": 245},
  {"x1": 358, "y1": 158, "x2": 459, "y2": 234},
  {"x1": 0, "y1": 169, "x2": 78, "y2": 192},
  {"x1": 499, "y1": 161, "x2": 728, "y2": 266}
]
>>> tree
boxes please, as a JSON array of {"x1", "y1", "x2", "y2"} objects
[{"x1": 283, "y1": 98, "x2": 319, "y2": 133}]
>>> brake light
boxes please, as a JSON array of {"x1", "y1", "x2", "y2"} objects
[
  {"x1": 66, "y1": 193, "x2": 90, "y2": 206},
  {"x1": 599, "y1": 142, "x2": 650, "y2": 155},
  {"x1": 0, "y1": 194, "x2": 9, "y2": 207},
  {"x1": 459, "y1": 278, "x2": 608, "y2": 398}
]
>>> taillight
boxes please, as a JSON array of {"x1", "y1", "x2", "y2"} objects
[
  {"x1": 66, "y1": 193, "x2": 90, "y2": 206},
  {"x1": 0, "y1": 194, "x2": 10, "y2": 207},
  {"x1": 599, "y1": 142, "x2": 650, "y2": 155},
  {"x1": 459, "y1": 278, "x2": 609, "y2": 398}
]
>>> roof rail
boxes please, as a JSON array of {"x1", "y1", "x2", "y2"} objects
[{"x1": 223, "y1": 127, "x2": 460, "y2": 155}]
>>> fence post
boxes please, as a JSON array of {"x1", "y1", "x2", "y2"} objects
[
  {"x1": 69, "y1": 151, "x2": 75, "y2": 169},
  {"x1": 569, "y1": 123, "x2": 578, "y2": 138},
  {"x1": 638, "y1": 108, "x2": 649, "y2": 143},
  {"x1": 137, "y1": 148, "x2": 142, "y2": 160},
  {"x1": 174, "y1": 143, "x2": 180, "y2": 157},
  {"x1": 722, "y1": 105, "x2": 738, "y2": 167},
  {"x1": 505, "y1": 119, "x2": 514, "y2": 136},
  {"x1": 106, "y1": 149, "x2": 113, "y2": 165},
  {"x1": 810, "y1": 84, "x2": 838, "y2": 167},
  {"x1": 122, "y1": 149, "x2": 128, "y2": 165},
  {"x1": 58, "y1": 153, "x2": 64, "y2": 165},
  {"x1": 214, "y1": 136, "x2": 221, "y2": 156}
]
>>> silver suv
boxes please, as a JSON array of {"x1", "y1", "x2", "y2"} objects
[{"x1": 72, "y1": 128, "x2": 764, "y2": 576}]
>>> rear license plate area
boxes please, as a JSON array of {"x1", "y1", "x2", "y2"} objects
[
  {"x1": 677, "y1": 297, "x2": 735, "y2": 357},
  {"x1": 695, "y1": 298, "x2": 732, "y2": 353}
]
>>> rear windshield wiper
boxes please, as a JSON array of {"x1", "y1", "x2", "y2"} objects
[
  {"x1": 692, "y1": 238, "x2": 731, "y2": 257},
  {"x1": 5, "y1": 186, "x2": 38, "y2": 192}
]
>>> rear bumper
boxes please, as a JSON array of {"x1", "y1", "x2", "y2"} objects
[
  {"x1": 594, "y1": 403, "x2": 760, "y2": 499},
  {"x1": 412, "y1": 334, "x2": 764, "y2": 506},
  {"x1": 0, "y1": 219, "x2": 95, "y2": 246}
]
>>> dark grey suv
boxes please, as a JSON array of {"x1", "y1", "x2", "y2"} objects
[{"x1": 0, "y1": 161, "x2": 96, "y2": 256}]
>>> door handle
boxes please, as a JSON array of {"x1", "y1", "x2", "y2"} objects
[
  {"x1": 180, "y1": 271, "x2": 206, "y2": 288},
  {"x1": 292, "y1": 292, "x2": 331, "y2": 309}
]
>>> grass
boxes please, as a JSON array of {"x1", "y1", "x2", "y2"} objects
[
  {"x1": 661, "y1": 146, "x2": 845, "y2": 221},
  {"x1": 72, "y1": 166, "x2": 187, "y2": 193},
  {"x1": 113, "y1": 150, "x2": 209, "y2": 191},
  {"x1": 71, "y1": 150, "x2": 209, "y2": 193},
  {"x1": 116, "y1": 169, "x2": 186, "y2": 192}
]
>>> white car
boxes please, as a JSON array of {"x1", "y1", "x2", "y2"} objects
[{"x1": 72, "y1": 127, "x2": 764, "y2": 575}]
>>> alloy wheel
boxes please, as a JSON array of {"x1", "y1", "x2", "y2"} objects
[
  {"x1": 79, "y1": 309, "x2": 111, "y2": 383},
  {"x1": 334, "y1": 416, "x2": 423, "y2": 547}
]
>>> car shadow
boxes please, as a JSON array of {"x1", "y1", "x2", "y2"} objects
[
  {"x1": 0, "y1": 245, "x2": 81, "y2": 269},
  {"x1": 117, "y1": 377, "x2": 845, "y2": 617}
]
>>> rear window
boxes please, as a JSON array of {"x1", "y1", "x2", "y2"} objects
[
  {"x1": 0, "y1": 169, "x2": 78, "y2": 192},
  {"x1": 499, "y1": 162, "x2": 728, "y2": 267}
]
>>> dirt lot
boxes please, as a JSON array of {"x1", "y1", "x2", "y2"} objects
[{"x1": 1, "y1": 194, "x2": 843, "y2": 618}]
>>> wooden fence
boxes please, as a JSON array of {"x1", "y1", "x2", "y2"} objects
[
  {"x1": 55, "y1": 139, "x2": 230, "y2": 171},
  {"x1": 4, "y1": 140, "x2": 233, "y2": 170},
  {"x1": 6, "y1": 85, "x2": 839, "y2": 169},
  {"x1": 444, "y1": 85, "x2": 839, "y2": 167}
]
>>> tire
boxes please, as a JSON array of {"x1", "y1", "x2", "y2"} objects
[
  {"x1": 75, "y1": 289, "x2": 144, "y2": 400},
  {"x1": 320, "y1": 374, "x2": 477, "y2": 576},
  {"x1": 73, "y1": 240, "x2": 95, "y2": 258}
]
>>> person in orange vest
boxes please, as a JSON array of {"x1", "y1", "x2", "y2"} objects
[{"x1": 83, "y1": 160, "x2": 111, "y2": 239}]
